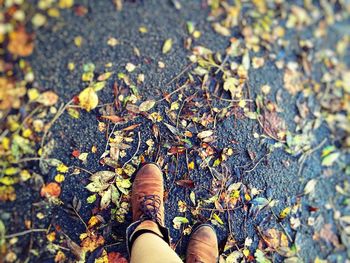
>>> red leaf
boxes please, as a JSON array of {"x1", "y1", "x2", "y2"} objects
[
  {"x1": 175, "y1": 179, "x2": 195, "y2": 188},
  {"x1": 101, "y1": 115, "x2": 125, "y2": 123},
  {"x1": 122, "y1": 123, "x2": 141, "y2": 131},
  {"x1": 168, "y1": 146, "x2": 186, "y2": 155},
  {"x1": 107, "y1": 252, "x2": 128, "y2": 263},
  {"x1": 72, "y1": 149, "x2": 80, "y2": 158}
]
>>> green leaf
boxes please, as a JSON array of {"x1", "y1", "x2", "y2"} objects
[
  {"x1": 89, "y1": 171, "x2": 115, "y2": 183},
  {"x1": 86, "y1": 194, "x2": 97, "y2": 203},
  {"x1": 92, "y1": 81, "x2": 106, "y2": 91},
  {"x1": 100, "y1": 187, "x2": 112, "y2": 209},
  {"x1": 321, "y1": 145, "x2": 336, "y2": 157},
  {"x1": 111, "y1": 185, "x2": 120, "y2": 205},
  {"x1": 321, "y1": 152, "x2": 340, "y2": 166},
  {"x1": 86, "y1": 181, "x2": 106, "y2": 193},
  {"x1": 255, "y1": 249, "x2": 271, "y2": 263},
  {"x1": 173, "y1": 216, "x2": 189, "y2": 224}
]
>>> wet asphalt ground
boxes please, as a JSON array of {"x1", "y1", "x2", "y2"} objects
[{"x1": 2, "y1": 0, "x2": 349, "y2": 262}]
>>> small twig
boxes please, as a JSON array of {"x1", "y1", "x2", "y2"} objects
[
  {"x1": 73, "y1": 208, "x2": 88, "y2": 232},
  {"x1": 156, "y1": 80, "x2": 189, "y2": 103},
  {"x1": 166, "y1": 63, "x2": 194, "y2": 87},
  {"x1": 194, "y1": 205, "x2": 243, "y2": 212},
  {"x1": 70, "y1": 166, "x2": 93, "y2": 175},
  {"x1": 256, "y1": 116, "x2": 286, "y2": 143},
  {"x1": 104, "y1": 123, "x2": 118, "y2": 154},
  {"x1": 123, "y1": 131, "x2": 141, "y2": 168},
  {"x1": 176, "y1": 99, "x2": 186, "y2": 128},
  {"x1": 40, "y1": 99, "x2": 73, "y2": 149},
  {"x1": 5, "y1": 229, "x2": 47, "y2": 239},
  {"x1": 215, "y1": 54, "x2": 229, "y2": 74},
  {"x1": 103, "y1": 241, "x2": 123, "y2": 249},
  {"x1": 244, "y1": 152, "x2": 270, "y2": 174},
  {"x1": 212, "y1": 94, "x2": 253, "y2": 103},
  {"x1": 297, "y1": 138, "x2": 327, "y2": 177},
  {"x1": 271, "y1": 209, "x2": 293, "y2": 243}
]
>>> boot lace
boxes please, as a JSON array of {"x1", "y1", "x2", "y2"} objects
[{"x1": 140, "y1": 194, "x2": 162, "y2": 223}]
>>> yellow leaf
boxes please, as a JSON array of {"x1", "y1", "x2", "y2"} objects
[
  {"x1": 59, "y1": 0, "x2": 74, "y2": 9},
  {"x1": 67, "y1": 108, "x2": 80, "y2": 119},
  {"x1": 74, "y1": 36, "x2": 83, "y2": 47},
  {"x1": 0, "y1": 176, "x2": 19, "y2": 185},
  {"x1": 78, "y1": 87, "x2": 99, "y2": 112},
  {"x1": 88, "y1": 216, "x2": 102, "y2": 228},
  {"x1": 22, "y1": 128, "x2": 32, "y2": 138},
  {"x1": 279, "y1": 207, "x2": 291, "y2": 219},
  {"x1": 139, "y1": 26, "x2": 148, "y2": 33},
  {"x1": 54, "y1": 174, "x2": 65, "y2": 183},
  {"x1": 243, "y1": 248, "x2": 250, "y2": 257},
  {"x1": 2, "y1": 137, "x2": 10, "y2": 150},
  {"x1": 162, "y1": 38, "x2": 173, "y2": 54},
  {"x1": 48, "y1": 8, "x2": 60, "y2": 17},
  {"x1": 20, "y1": 170, "x2": 31, "y2": 181},
  {"x1": 213, "y1": 213, "x2": 224, "y2": 225},
  {"x1": 28, "y1": 88, "x2": 40, "y2": 101},
  {"x1": 4, "y1": 167, "x2": 19, "y2": 176},
  {"x1": 139, "y1": 100, "x2": 156, "y2": 112},
  {"x1": 46, "y1": 231, "x2": 56, "y2": 242},
  {"x1": 188, "y1": 161, "x2": 195, "y2": 170},
  {"x1": 57, "y1": 163, "x2": 69, "y2": 173}
]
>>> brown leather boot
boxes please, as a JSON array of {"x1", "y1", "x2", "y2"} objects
[
  {"x1": 126, "y1": 163, "x2": 170, "y2": 254},
  {"x1": 131, "y1": 163, "x2": 164, "y2": 224},
  {"x1": 186, "y1": 224, "x2": 219, "y2": 263}
]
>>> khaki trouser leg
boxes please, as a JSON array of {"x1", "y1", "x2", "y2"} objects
[{"x1": 131, "y1": 233, "x2": 183, "y2": 263}]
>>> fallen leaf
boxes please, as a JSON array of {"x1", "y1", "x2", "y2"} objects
[
  {"x1": 303, "y1": 179, "x2": 317, "y2": 195},
  {"x1": 37, "y1": 91, "x2": 59, "y2": 106},
  {"x1": 197, "y1": 130, "x2": 214, "y2": 139},
  {"x1": 319, "y1": 224, "x2": 340, "y2": 248},
  {"x1": 8, "y1": 27, "x2": 34, "y2": 57},
  {"x1": 107, "y1": 38, "x2": 119, "y2": 47},
  {"x1": 78, "y1": 87, "x2": 98, "y2": 112},
  {"x1": 321, "y1": 152, "x2": 340, "y2": 166},
  {"x1": 125, "y1": 63, "x2": 136, "y2": 72},
  {"x1": 80, "y1": 233, "x2": 105, "y2": 252},
  {"x1": 173, "y1": 216, "x2": 189, "y2": 229},
  {"x1": 108, "y1": 252, "x2": 128, "y2": 263},
  {"x1": 162, "y1": 38, "x2": 173, "y2": 54},
  {"x1": 175, "y1": 179, "x2": 195, "y2": 188},
  {"x1": 40, "y1": 182, "x2": 61, "y2": 198},
  {"x1": 262, "y1": 228, "x2": 289, "y2": 249},
  {"x1": 139, "y1": 100, "x2": 156, "y2": 112},
  {"x1": 101, "y1": 115, "x2": 125, "y2": 123},
  {"x1": 58, "y1": 0, "x2": 74, "y2": 8}
]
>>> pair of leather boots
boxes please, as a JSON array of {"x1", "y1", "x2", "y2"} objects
[{"x1": 126, "y1": 163, "x2": 219, "y2": 262}]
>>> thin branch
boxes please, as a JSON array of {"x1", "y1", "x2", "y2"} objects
[
  {"x1": 122, "y1": 131, "x2": 141, "y2": 168},
  {"x1": 40, "y1": 99, "x2": 74, "y2": 149},
  {"x1": 5, "y1": 229, "x2": 47, "y2": 239},
  {"x1": 244, "y1": 152, "x2": 270, "y2": 174},
  {"x1": 166, "y1": 63, "x2": 194, "y2": 87},
  {"x1": 156, "y1": 80, "x2": 189, "y2": 103}
]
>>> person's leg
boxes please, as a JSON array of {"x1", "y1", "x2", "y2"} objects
[
  {"x1": 131, "y1": 233, "x2": 183, "y2": 263},
  {"x1": 126, "y1": 163, "x2": 181, "y2": 262}
]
